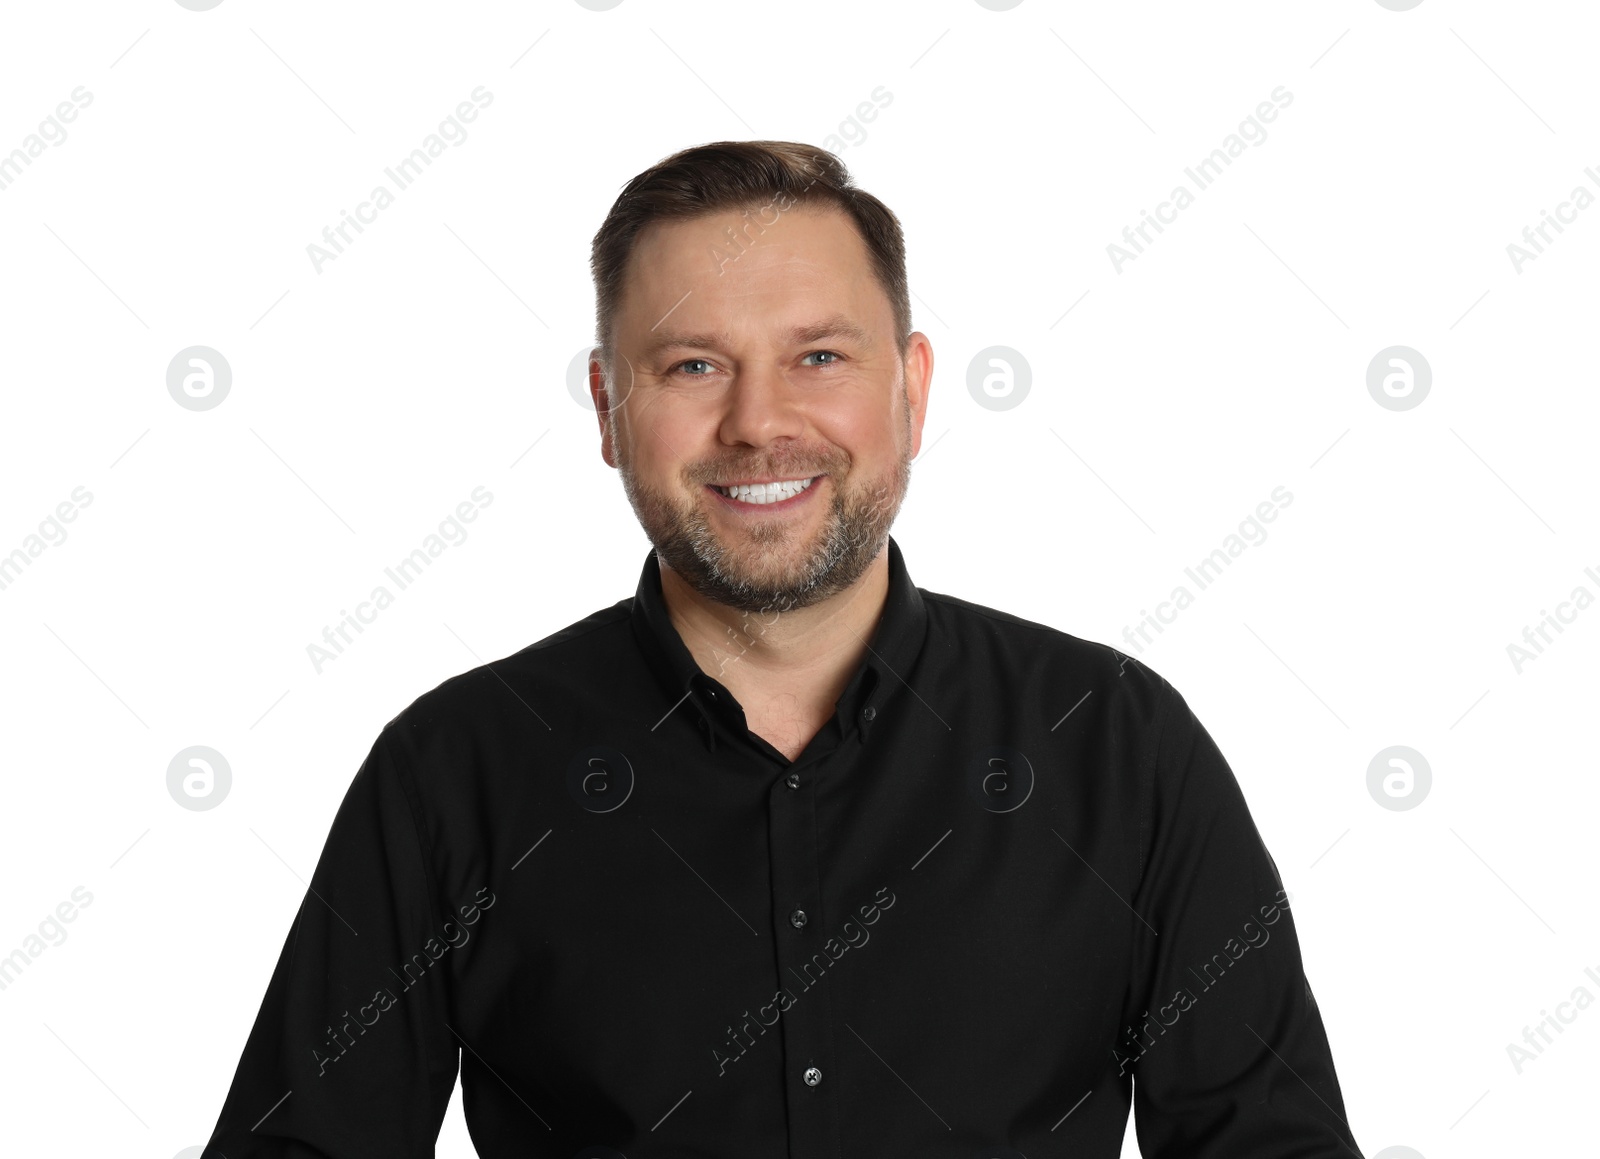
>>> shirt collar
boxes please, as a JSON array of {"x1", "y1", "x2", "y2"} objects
[{"x1": 628, "y1": 534, "x2": 928, "y2": 754}]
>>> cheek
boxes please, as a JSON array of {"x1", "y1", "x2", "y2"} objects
[
  {"x1": 624, "y1": 421, "x2": 710, "y2": 493},
  {"x1": 817, "y1": 390, "x2": 895, "y2": 451}
]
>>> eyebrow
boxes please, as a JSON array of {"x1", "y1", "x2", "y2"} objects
[{"x1": 637, "y1": 314, "x2": 875, "y2": 361}]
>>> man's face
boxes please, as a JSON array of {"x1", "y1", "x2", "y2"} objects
[{"x1": 593, "y1": 203, "x2": 931, "y2": 615}]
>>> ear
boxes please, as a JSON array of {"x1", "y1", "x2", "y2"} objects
[
  {"x1": 902, "y1": 332, "x2": 934, "y2": 459},
  {"x1": 590, "y1": 350, "x2": 617, "y2": 468}
]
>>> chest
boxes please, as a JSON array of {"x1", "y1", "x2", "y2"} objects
[{"x1": 741, "y1": 706, "x2": 825, "y2": 761}]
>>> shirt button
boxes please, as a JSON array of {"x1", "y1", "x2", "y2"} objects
[
  {"x1": 803, "y1": 1066, "x2": 822, "y2": 1087},
  {"x1": 861, "y1": 705, "x2": 876, "y2": 721},
  {"x1": 785, "y1": 772, "x2": 801, "y2": 790},
  {"x1": 789, "y1": 908, "x2": 808, "y2": 929}
]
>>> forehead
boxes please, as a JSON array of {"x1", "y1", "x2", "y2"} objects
[{"x1": 616, "y1": 203, "x2": 887, "y2": 340}]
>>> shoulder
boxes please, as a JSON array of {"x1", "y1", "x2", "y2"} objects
[
  {"x1": 918, "y1": 585, "x2": 1179, "y2": 728},
  {"x1": 377, "y1": 597, "x2": 636, "y2": 766}
]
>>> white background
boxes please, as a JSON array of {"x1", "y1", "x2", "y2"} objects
[{"x1": 1, "y1": 0, "x2": 1596, "y2": 1154}]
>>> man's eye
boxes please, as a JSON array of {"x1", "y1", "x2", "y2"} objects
[
  {"x1": 670, "y1": 359, "x2": 714, "y2": 377},
  {"x1": 802, "y1": 351, "x2": 842, "y2": 367}
]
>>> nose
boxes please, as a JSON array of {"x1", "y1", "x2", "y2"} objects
[{"x1": 717, "y1": 357, "x2": 807, "y2": 450}]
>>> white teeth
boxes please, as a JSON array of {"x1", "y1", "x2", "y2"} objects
[{"x1": 715, "y1": 476, "x2": 816, "y2": 504}]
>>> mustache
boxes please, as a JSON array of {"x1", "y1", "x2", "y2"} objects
[
  {"x1": 687, "y1": 445, "x2": 848, "y2": 486},
  {"x1": 694, "y1": 460, "x2": 842, "y2": 485}
]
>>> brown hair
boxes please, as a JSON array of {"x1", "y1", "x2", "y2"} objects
[{"x1": 589, "y1": 140, "x2": 912, "y2": 372}]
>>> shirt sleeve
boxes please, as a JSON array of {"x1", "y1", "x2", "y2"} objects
[
  {"x1": 201, "y1": 726, "x2": 460, "y2": 1158},
  {"x1": 1122, "y1": 675, "x2": 1363, "y2": 1158}
]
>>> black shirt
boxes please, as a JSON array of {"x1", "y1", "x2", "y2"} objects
[{"x1": 203, "y1": 534, "x2": 1361, "y2": 1158}]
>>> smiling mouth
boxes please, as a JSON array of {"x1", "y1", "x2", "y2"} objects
[{"x1": 708, "y1": 476, "x2": 821, "y2": 505}]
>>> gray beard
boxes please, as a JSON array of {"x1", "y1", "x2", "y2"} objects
[{"x1": 616, "y1": 438, "x2": 911, "y2": 616}]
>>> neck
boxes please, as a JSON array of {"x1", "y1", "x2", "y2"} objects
[{"x1": 658, "y1": 548, "x2": 890, "y2": 710}]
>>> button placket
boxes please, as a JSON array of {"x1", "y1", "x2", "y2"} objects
[{"x1": 767, "y1": 756, "x2": 841, "y2": 1154}]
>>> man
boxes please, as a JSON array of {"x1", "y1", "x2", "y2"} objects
[{"x1": 204, "y1": 141, "x2": 1362, "y2": 1157}]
